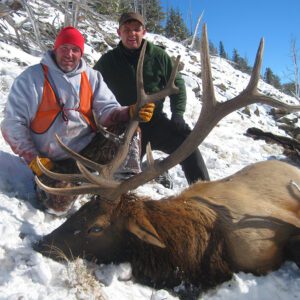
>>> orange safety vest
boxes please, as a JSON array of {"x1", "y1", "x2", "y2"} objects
[{"x1": 30, "y1": 64, "x2": 97, "y2": 134}]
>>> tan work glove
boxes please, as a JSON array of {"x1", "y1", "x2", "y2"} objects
[
  {"x1": 29, "y1": 157, "x2": 54, "y2": 176},
  {"x1": 129, "y1": 102, "x2": 155, "y2": 122}
]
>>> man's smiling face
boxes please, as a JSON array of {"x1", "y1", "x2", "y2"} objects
[
  {"x1": 54, "y1": 44, "x2": 82, "y2": 72},
  {"x1": 117, "y1": 20, "x2": 146, "y2": 50}
]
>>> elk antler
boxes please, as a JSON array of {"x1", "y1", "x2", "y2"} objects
[{"x1": 36, "y1": 24, "x2": 300, "y2": 202}]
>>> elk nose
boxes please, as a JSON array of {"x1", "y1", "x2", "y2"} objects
[
  {"x1": 32, "y1": 239, "x2": 62, "y2": 261},
  {"x1": 32, "y1": 239, "x2": 45, "y2": 253},
  {"x1": 32, "y1": 238, "x2": 55, "y2": 256}
]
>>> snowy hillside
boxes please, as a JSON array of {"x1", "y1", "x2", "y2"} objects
[{"x1": 0, "y1": 3, "x2": 300, "y2": 300}]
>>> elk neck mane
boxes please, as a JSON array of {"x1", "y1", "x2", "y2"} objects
[{"x1": 114, "y1": 191, "x2": 232, "y2": 288}]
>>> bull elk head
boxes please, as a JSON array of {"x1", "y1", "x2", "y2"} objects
[{"x1": 35, "y1": 24, "x2": 300, "y2": 201}]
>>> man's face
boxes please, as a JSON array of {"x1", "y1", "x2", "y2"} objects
[
  {"x1": 54, "y1": 44, "x2": 82, "y2": 72},
  {"x1": 117, "y1": 21, "x2": 146, "y2": 50}
]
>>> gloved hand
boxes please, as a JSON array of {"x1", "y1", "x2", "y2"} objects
[
  {"x1": 129, "y1": 102, "x2": 155, "y2": 122},
  {"x1": 171, "y1": 113, "x2": 190, "y2": 133},
  {"x1": 29, "y1": 157, "x2": 54, "y2": 176}
]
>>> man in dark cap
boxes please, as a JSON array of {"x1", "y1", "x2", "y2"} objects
[{"x1": 94, "y1": 12, "x2": 210, "y2": 185}]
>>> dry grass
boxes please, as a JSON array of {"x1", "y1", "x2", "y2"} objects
[
  {"x1": 43, "y1": 244, "x2": 106, "y2": 300},
  {"x1": 65, "y1": 258, "x2": 106, "y2": 300}
]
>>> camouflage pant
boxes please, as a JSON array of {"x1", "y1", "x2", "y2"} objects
[
  {"x1": 49, "y1": 125, "x2": 141, "y2": 174},
  {"x1": 37, "y1": 125, "x2": 141, "y2": 214}
]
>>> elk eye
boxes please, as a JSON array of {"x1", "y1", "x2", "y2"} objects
[{"x1": 88, "y1": 226, "x2": 103, "y2": 234}]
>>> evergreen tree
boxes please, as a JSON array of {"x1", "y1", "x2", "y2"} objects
[
  {"x1": 232, "y1": 48, "x2": 240, "y2": 64},
  {"x1": 165, "y1": 7, "x2": 189, "y2": 42},
  {"x1": 231, "y1": 48, "x2": 252, "y2": 74},
  {"x1": 143, "y1": 0, "x2": 165, "y2": 34},
  {"x1": 209, "y1": 40, "x2": 218, "y2": 55},
  {"x1": 264, "y1": 68, "x2": 272, "y2": 83},
  {"x1": 238, "y1": 56, "x2": 252, "y2": 74},
  {"x1": 264, "y1": 67, "x2": 282, "y2": 89},
  {"x1": 219, "y1": 41, "x2": 227, "y2": 59}
]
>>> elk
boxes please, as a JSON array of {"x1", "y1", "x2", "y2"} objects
[{"x1": 34, "y1": 24, "x2": 300, "y2": 294}]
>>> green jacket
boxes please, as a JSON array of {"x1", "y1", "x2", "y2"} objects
[{"x1": 94, "y1": 40, "x2": 186, "y2": 117}]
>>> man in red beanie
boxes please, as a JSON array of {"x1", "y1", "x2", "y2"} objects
[
  {"x1": 53, "y1": 26, "x2": 85, "y2": 72},
  {"x1": 1, "y1": 26, "x2": 155, "y2": 215}
]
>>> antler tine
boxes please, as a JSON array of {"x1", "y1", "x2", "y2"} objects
[
  {"x1": 55, "y1": 135, "x2": 106, "y2": 173},
  {"x1": 35, "y1": 176, "x2": 113, "y2": 197},
  {"x1": 55, "y1": 133, "x2": 127, "y2": 186},
  {"x1": 36, "y1": 156, "x2": 88, "y2": 183},
  {"x1": 201, "y1": 23, "x2": 217, "y2": 109},
  {"x1": 146, "y1": 142, "x2": 155, "y2": 167},
  {"x1": 36, "y1": 134, "x2": 123, "y2": 199},
  {"x1": 246, "y1": 38, "x2": 264, "y2": 92},
  {"x1": 76, "y1": 161, "x2": 119, "y2": 188},
  {"x1": 135, "y1": 40, "x2": 180, "y2": 111},
  {"x1": 36, "y1": 156, "x2": 118, "y2": 198},
  {"x1": 35, "y1": 158, "x2": 119, "y2": 199},
  {"x1": 199, "y1": 24, "x2": 300, "y2": 121},
  {"x1": 144, "y1": 55, "x2": 181, "y2": 104},
  {"x1": 221, "y1": 35, "x2": 300, "y2": 113},
  {"x1": 135, "y1": 39, "x2": 147, "y2": 111}
]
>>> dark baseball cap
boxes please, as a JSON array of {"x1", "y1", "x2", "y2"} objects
[{"x1": 119, "y1": 12, "x2": 145, "y2": 27}]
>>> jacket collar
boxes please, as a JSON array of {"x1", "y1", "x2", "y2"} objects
[{"x1": 118, "y1": 39, "x2": 153, "y2": 66}]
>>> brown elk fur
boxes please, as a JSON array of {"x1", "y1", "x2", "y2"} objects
[{"x1": 35, "y1": 160, "x2": 300, "y2": 292}]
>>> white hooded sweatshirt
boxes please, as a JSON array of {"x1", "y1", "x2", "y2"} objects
[{"x1": 1, "y1": 51, "x2": 129, "y2": 164}]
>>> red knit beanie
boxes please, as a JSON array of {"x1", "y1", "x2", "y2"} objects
[{"x1": 54, "y1": 26, "x2": 85, "y2": 54}]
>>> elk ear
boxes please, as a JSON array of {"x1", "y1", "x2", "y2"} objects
[{"x1": 127, "y1": 218, "x2": 166, "y2": 248}]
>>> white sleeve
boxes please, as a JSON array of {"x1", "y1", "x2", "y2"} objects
[{"x1": 1, "y1": 68, "x2": 41, "y2": 163}]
